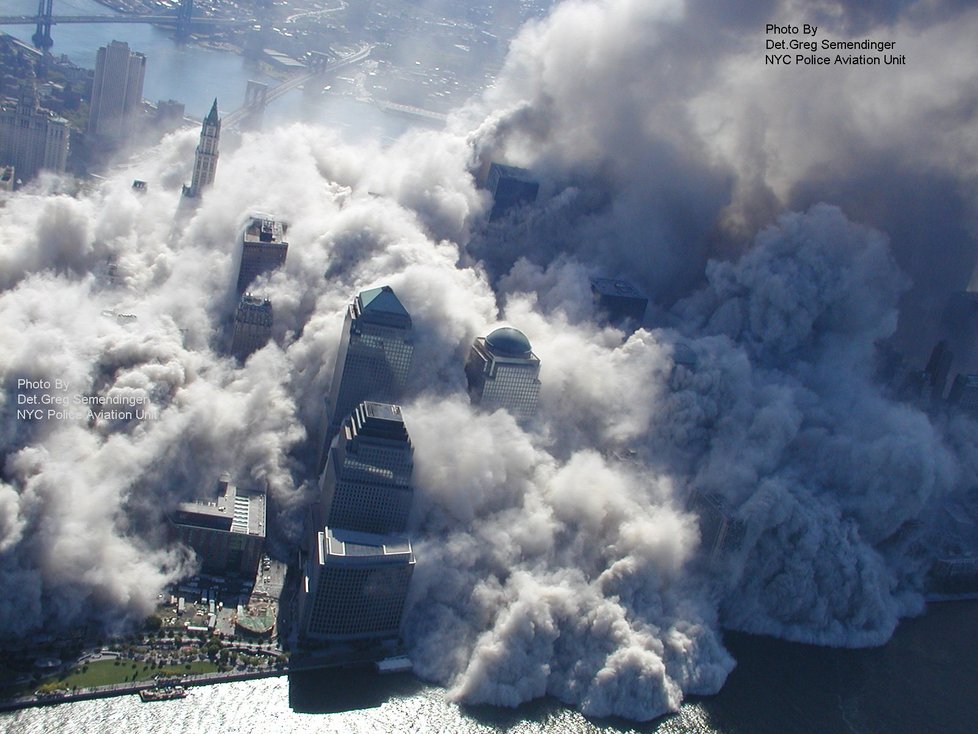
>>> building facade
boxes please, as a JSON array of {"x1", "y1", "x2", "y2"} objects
[
  {"x1": 154, "y1": 99, "x2": 185, "y2": 134},
  {"x1": 590, "y1": 277, "x2": 648, "y2": 330},
  {"x1": 236, "y1": 217, "x2": 289, "y2": 293},
  {"x1": 319, "y1": 402, "x2": 414, "y2": 535},
  {"x1": 687, "y1": 488, "x2": 746, "y2": 564},
  {"x1": 487, "y1": 162, "x2": 539, "y2": 220},
  {"x1": 948, "y1": 374, "x2": 978, "y2": 412},
  {"x1": 183, "y1": 99, "x2": 220, "y2": 198},
  {"x1": 88, "y1": 40, "x2": 146, "y2": 147},
  {"x1": 319, "y1": 286, "x2": 414, "y2": 470},
  {"x1": 465, "y1": 326, "x2": 541, "y2": 420},
  {"x1": 0, "y1": 84, "x2": 69, "y2": 184},
  {"x1": 298, "y1": 526, "x2": 415, "y2": 643},
  {"x1": 171, "y1": 474, "x2": 266, "y2": 578},
  {"x1": 230, "y1": 295, "x2": 273, "y2": 360},
  {"x1": 923, "y1": 340, "x2": 954, "y2": 402}
]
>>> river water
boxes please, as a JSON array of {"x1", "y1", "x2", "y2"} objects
[
  {"x1": 2, "y1": 0, "x2": 275, "y2": 117},
  {"x1": 1, "y1": 601, "x2": 976, "y2": 734},
  {"x1": 1, "y1": 0, "x2": 413, "y2": 139}
]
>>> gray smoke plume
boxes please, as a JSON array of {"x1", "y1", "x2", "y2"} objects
[{"x1": 2, "y1": 0, "x2": 978, "y2": 723}]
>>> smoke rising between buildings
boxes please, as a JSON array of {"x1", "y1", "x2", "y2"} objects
[{"x1": 2, "y1": 0, "x2": 978, "y2": 722}]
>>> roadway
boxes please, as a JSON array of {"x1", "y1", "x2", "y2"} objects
[
  {"x1": 222, "y1": 44, "x2": 374, "y2": 128},
  {"x1": 284, "y1": 0, "x2": 347, "y2": 24},
  {"x1": 0, "y1": 14, "x2": 249, "y2": 25}
]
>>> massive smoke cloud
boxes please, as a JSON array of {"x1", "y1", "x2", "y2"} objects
[{"x1": 2, "y1": 0, "x2": 978, "y2": 722}]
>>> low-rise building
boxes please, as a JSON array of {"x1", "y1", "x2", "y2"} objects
[{"x1": 171, "y1": 474, "x2": 266, "y2": 579}]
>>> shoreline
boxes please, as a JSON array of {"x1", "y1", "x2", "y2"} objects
[
  {"x1": 0, "y1": 648, "x2": 403, "y2": 714},
  {"x1": 0, "y1": 667, "x2": 290, "y2": 713},
  {"x1": 5, "y1": 597, "x2": 977, "y2": 715}
]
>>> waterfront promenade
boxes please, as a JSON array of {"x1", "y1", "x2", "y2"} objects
[
  {"x1": 0, "y1": 644, "x2": 402, "y2": 714},
  {"x1": 0, "y1": 667, "x2": 289, "y2": 713}
]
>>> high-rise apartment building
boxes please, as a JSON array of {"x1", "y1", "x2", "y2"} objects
[
  {"x1": 0, "y1": 83, "x2": 69, "y2": 184},
  {"x1": 170, "y1": 474, "x2": 266, "y2": 578},
  {"x1": 236, "y1": 217, "x2": 289, "y2": 293},
  {"x1": 88, "y1": 40, "x2": 146, "y2": 147},
  {"x1": 319, "y1": 402, "x2": 414, "y2": 535},
  {"x1": 183, "y1": 99, "x2": 220, "y2": 198},
  {"x1": 298, "y1": 526, "x2": 415, "y2": 644},
  {"x1": 230, "y1": 295, "x2": 273, "y2": 360},
  {"x1": 319, "y1": 286, "x2": 413, "y2": 470},
  {"x1": 465, "y1": 327, "x2": 541, "y2": 420}
]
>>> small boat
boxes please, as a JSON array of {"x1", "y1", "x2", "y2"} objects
[
  {"x1": 139, "y1": 685, "x2": 187, "y2": 702},
  {"x1": 375, "y1": 656, "x2": 412, "y2": 674}
]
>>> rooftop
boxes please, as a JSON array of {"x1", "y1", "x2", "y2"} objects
[
  {"x1": 348, "y1": 401, "x2": 412, "y2": 445},
  {"x1": 360, "y1": 285, "x2": 410, "y2": 317},
  {"x1": 363, "y1": 401, "x2": 403, "y2": 423},
  {"x1": 205, "y1": 98, "x2": 220, "y2": 125},
  {"x1": 321, "y1": 527, "x2": 414, "y2": 562},
  {"x1": 354, "y1": 285, "x2": 412, "y2": 329},
  {"x1": 236, "y1": 296, "x2": 273, "y2": 326},
  {"x1": 590, "y1": 277, "x2": 647, "y2": 300},
  {"x1": 485, "y1": 326, "x2": 533, "y2": 357},
  {"x1": 488, "y1": 162, "x2": 536, "y2": 182},
  {"x1": 172, "y1": 476, "x2": 266, "y2": 537},
  {"x1": 239, "y1": 294, "x2": 272, "y2": 309},
  {"x1": 243, "y1": 216, "x2": 288, "y2": 245}
]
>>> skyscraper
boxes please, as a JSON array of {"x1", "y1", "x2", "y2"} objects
[
  {"x1": 298, "y1": 526, "x2": 415, "y2": 644},
  {"x1": 319, "y1": 402, "x2": 414, "y2": 535},
  {"x1": 486, "y1": 162, "x2": 539, "y2": 220},
  {"x1": 465, "y1": 326, "x2": 541, "y2": 420},
  {"x1": 88, "y1": 40, "x2": 146, "y2": 147},
  {"x1": 230, "y1": 295, "x2": 273, "y2": 361},
  {"x1": 236, "y1": 217, "x2": 289, "y2": 293},
  {"x1": 0, "y1": 83, "x2": 69, "y2": 183},
  {"x1": 319, "y1": 286, "x2": 413, "y2": 470},
  {"x1": 183, "y1": 99, "x2": 220, "y2": 198}
]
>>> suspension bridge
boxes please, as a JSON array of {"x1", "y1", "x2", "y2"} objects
[{"x1": 0, "y1": 0, "x2": 253, "y2": 49}]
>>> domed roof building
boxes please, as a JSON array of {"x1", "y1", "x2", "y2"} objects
[
  {"x1": 485, "y1": 327, "x2": 533, "y2": 357},
  {"x1": 465, "y1": 326, "x2": 541, "y2": 420}
]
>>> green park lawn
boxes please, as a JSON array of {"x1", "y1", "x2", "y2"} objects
[{"x1": 44, "y1": 659, "x2": 219, "y2": 690}]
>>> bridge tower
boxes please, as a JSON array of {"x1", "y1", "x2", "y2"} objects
[
  {"x1": 308, "y1": 52, "x2": 330, "y2": 75},
  {"x1": 32, "y1": 0, "x2": 54, "y2": 50},
  {"x1": 176, "y1": 0, "x2": 193, "y2": 41},
  {"x1": 241, "y1": 80, "x2": 268, "y2": 131}
]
